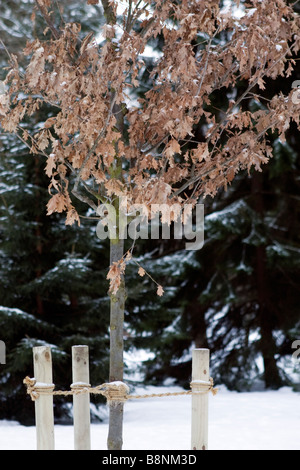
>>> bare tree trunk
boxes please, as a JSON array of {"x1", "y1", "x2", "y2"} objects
[
  {"x1": 93, "y1": 0, "x2": 128, "y2": 450},
  {"x1": 252, "y1": 172, "x2": 282, "y2": 389},
  {"x1": 107, "y1": 235, "x2": 126, "y2": 450}
]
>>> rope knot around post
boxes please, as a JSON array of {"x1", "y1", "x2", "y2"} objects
[
  {"x1": 23, "y1": 376, "x2": 55, "y2": 401},
  {"x1": 71, "y1": 382, "x2": 91, "y2": 394},
  {"x1": 190, "y1": 377, "x2": 218, "y2": 396},
  {"x1": 99, "y1": 381, "x2": 130, "y2": 406}
]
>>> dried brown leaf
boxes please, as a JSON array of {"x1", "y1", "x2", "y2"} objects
[
  {"x1": 46, "y1": 193, "x2": 67, "y2": 215},
  {"x1": 45, "y1": 154, "x2": 56, "y2": 177},
  {"x1": 138, "y1": 267, "x2": 146, "y2": 277},
  {"x1": 157, "y1": 285, "x2": 164, "y2": 297}
]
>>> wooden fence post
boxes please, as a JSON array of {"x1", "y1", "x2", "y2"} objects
[
  {"x1": 191, "y1": 348, "x2": 210, "y2": 450},
  {"x1": 71, "y1": 345, "x2": 91, "y2": 450},
  {"x1": 33, "y1": 346, "x2": 55, "y2": 450}
]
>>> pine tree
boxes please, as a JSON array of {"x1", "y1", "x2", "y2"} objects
[
  {"x1": 123, "y1": 0, "x2": 300, "y2": 391},
  {"x1": 132, "y1": 125, "x2": 300, "y2": 391},
  {"x1": 0, "y1": 0, "x2": 112, "y2": 424}
]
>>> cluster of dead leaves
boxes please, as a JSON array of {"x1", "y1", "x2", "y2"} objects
[
  {"x1": 106, "y1": 251, "x2": 164, "y2": 297},
  {"x1": 1, "y1": 0, "x2": 300, "y2": 293}
]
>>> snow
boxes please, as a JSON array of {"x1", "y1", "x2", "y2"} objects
[
  {"x1": 220, "y1": 0, "x2": 245, "y2": 19},
  {"x1": 246, "y1": 8, "x2": 257, "y2": 18},
  {"x1": 0, "y1": 306, "x2": 38, "y2": 320},
  {"x1": 0, "y1": 385, "x2": 299, "y2": 450},
  {"x1": 35, "y1": 47, "x2": 44, "y2": 55},
  {"x1": 0, "y1": 81, "x2": 7, "y2": 95}
]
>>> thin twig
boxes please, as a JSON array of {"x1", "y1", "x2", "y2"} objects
[{"x1": 35, "y1": 0, "x2": 61, "y2": 39}]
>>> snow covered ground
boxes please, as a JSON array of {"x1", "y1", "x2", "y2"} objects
[{"x1": 0, "y1": 385, "x2": 299, "y2": 450}]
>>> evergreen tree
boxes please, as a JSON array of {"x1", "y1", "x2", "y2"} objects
[
  {"x1": 127, "y1": 117, "x2": 300, "y2": 391},
  {"x1": 0, "y1": 0, "x2": 111, "y2": 424},
  {"x1": 125, "y1": 135, "x2": 300, "y2": 392},
  {"x1": 123, "y1": 0, "x2": 300, "y2": 391},
  {"x1": 0, "y1": 103, "x2": 113, "y2": 423}
]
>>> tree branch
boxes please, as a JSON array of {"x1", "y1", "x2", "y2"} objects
[
  {"x1": 171, "y1": 116, "x2": 284, "y2": 199},
  {"x1": 35, "y1": 0, "x2": 61, "y2": 39}
]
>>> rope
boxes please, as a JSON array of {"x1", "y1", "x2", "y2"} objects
[
  {"x1": 191, "y1": 378, "x2": 219, "y2": 397},
  {"x1": 23, "y1": 376, "x2": 218, "y2": 404}
]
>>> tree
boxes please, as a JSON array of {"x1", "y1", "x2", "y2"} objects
[
  {"x1": 0, "y1": 104, "x2": 112, "y2": 423},
  {"x1": 1, "y1": 0, "x2": 300, "y2": 449},
  {"x1": 0, "y1": 0, "x2": 112, "y2": 424},
  {"x1": 134, "y1": 139, "x2": 300, "y2": 391}
]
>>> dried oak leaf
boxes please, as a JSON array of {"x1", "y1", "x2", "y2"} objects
[
  {"x1": 227, "y1": 167, "x2": 235, "y2": 183},
  {"x1": 44, "y1": 117, "x2": 56, "y2": 129},
  {"x1": 107, "y1": 260, "x2": 126, "y2": 295},
  {"x1": 138, "y1": 267, "x2": 146, "y2": 277},
  {"x1": 46, "y1": 193, "x2": 67, "y2": 215},
  {"x1": 45, "y1": 154, "x2": 56, "y2": 177},
  {"x1": 66, "y1": 208, "x2": 80, "y2": 226},
  {"x1": 157, "y1": 285, "x2": 164, "y2": 297}
]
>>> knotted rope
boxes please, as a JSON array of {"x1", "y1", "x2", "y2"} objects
[
  {"x1": 23, "y1": 377, "x2": 55, "y2": 401},
  {"x1": 23, "y1": 376, "x2": 218, "y2": 404},
  {"x1": 190, "y1": 378, "x2": 218, "y2": 397}
]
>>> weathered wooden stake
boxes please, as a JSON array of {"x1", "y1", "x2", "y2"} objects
[
  {"x1": 33, "y1": 346, "x2": 55, "y2": 450},
  {"x1": 72, "y1": 345, "x2": 91, "y2": 450},
  {"x1": 191, "y1": 348, "x2": 210, "y2": 450}
]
